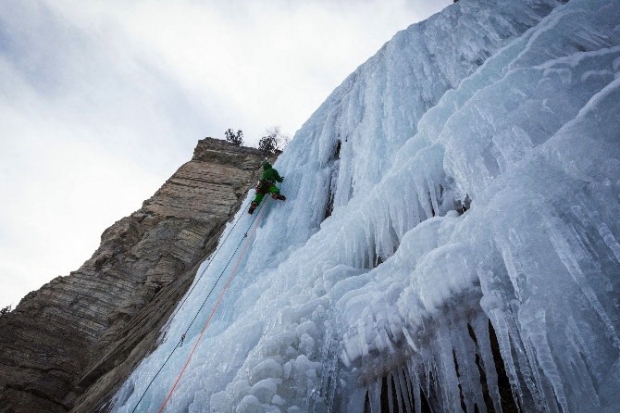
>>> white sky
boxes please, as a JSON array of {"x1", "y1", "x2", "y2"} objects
[{"x1": 0, "y1": 0, "x2": 447, "y2": 308}]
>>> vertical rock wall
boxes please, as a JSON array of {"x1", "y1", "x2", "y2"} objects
[{"x1": 0, "y1": 138, "x2": 271, "y2": 413}]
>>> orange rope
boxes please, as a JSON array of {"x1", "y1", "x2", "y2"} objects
[{"x1": 157, "y1": 204, "x2": 269, "y2": 413}]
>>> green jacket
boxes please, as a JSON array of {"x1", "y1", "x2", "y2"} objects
[{"x1": 261, "y1": 162, "x2": 283, "y2": 183}]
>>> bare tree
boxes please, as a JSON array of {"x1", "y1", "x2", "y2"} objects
[
  {"x1": 258, "y1": 126, "x2": 289, "y2": 154},
  {"x1": 225, "y1": 128, "x2": 244, "y2": 146}
]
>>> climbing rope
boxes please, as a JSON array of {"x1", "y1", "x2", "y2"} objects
[
  {"x1": 129, "y1": 199, "x2": 269, "y2": 413},
  {"x1": 157, "y1": 201, "x2": 269, "y2": 412},
  {"x1": 169, "y1": 204, "x2": 248, "y2": 321}
]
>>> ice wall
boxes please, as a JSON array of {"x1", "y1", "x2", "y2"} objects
[{"x1": 111, "y1": 0, "x2": 620, "y2": 412}]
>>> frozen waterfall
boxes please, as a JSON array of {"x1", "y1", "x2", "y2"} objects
[{"x1": 111, "y1": 0, "x2": 620, "y2": 412}]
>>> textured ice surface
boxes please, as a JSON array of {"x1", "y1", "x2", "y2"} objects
[{"x1": 112, "y1": 0, "x2": 620, "y2": 412}]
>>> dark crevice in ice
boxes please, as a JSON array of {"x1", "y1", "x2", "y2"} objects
[{"x1": 323, "y1": 140, "x2": 342, "y2": 221}]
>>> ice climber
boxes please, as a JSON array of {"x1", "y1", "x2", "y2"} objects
[{"x1": 248, "y1": 162, "x2": 286, "y2": 214}]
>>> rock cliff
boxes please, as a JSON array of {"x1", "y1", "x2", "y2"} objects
[{"x1": 0, "y1": 138, "x2": 272, "y2": 413}]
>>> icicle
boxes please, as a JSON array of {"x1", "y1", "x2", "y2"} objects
[
  {"x1": 434, "y1": 326, "x2": 465, "y2": 413},
  {"x1": 368, "y1": 380, "x2": 382, "y2": 413},
  {"x1": 451, "y1": 321, "x2": 486, "y2": 413},
  {"x1": 471, "y1": 317, "x2": 503, "y2": 413},
  {"x1": 396, "y1": 366, "x2": 414, "y2": 413}
]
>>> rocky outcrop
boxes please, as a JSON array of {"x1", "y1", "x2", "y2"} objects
[{"x1": 0, "y1": 138, "x2": 272, "y2": 413}]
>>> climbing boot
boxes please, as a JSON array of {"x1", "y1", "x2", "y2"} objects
[{"x1": 248, "y1": 202, "x2": 258, "y2": 214}]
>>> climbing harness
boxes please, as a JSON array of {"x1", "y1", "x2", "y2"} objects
[{"x1": 129, "y1": 199, "x2": 270, "y2": 413}]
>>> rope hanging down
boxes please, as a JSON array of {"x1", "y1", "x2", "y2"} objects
[
  {"x1": 129, "y1": 199, "x2": 269, "y2": 413},
  {"x1": 169, "y1": 204, "x2": 248, "y2": 321},
  {"x1": 158, "y1": 201, "x2": 270, "y2": 412}
]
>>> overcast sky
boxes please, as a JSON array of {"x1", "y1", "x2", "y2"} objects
[{"x1": 0, "y1": 0, "x2": 447, "y2": 308}]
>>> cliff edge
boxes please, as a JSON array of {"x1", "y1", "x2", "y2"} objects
[{"x1": 0, "y1": 138, "x2": 271, "y2": 413}]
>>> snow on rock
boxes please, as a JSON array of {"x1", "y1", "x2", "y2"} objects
[{"x1": 111, "y1": 0, "x2": 620, "y2": 412}]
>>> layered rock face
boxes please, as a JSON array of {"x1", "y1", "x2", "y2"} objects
[{"x1": 0, "y1": 138, "x2": 270, "y2": 413}]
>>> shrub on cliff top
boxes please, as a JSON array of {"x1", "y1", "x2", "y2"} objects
[
  {"x1": 0, "y1": 305, "x2": 11, "y2": 316},
  {"x1": 225, "y1": 129, "x2": 244, "y2": 146},
  {"x1": 259, "y1": 126, "x2": 289, "y2": 154}
]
